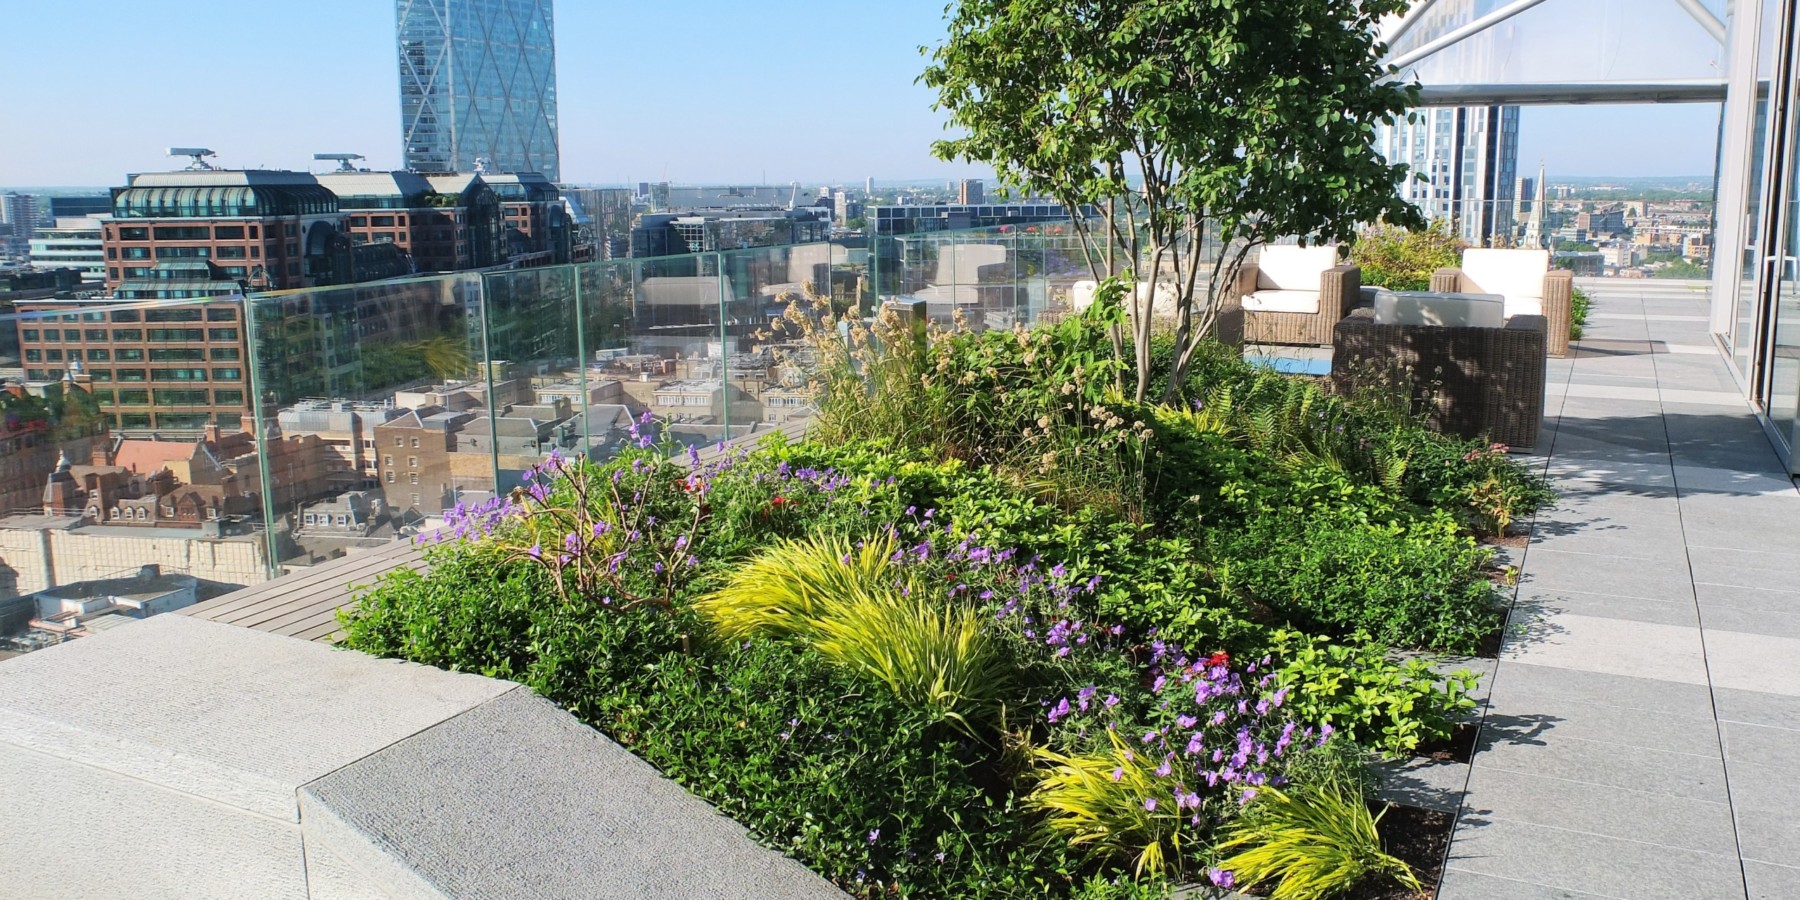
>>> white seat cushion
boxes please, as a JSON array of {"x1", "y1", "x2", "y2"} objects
[
  {"x1": 1459, "y1": 249, "x2": 1547, "y2": 303},
  {"x1": 1373, "y1": 291, "x2": 1504, "y2": 328},
  {"x1": 1503, "y1": 295, "x2": 1543, "y2": 319},
  {"x1": 1254, "y1": 245, "x2": 1340, "y2": 291},
  {"x1": 1242, "y1": 289, "x2": 1320, "y2": 314}
]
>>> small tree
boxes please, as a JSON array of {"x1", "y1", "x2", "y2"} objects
[{"x1": 923, "y1": 0, "x2": 1425, "y2": 402}]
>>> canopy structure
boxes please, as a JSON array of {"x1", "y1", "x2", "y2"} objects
[{"x1": 1378, "y1": 0, "x2": 1729, "y2": 106}]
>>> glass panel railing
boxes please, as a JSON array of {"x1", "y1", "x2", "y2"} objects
[
  {"x1": 2, "y1": 228, "x2": 1109, "y2": 648},
  {"x1": 245, "y1": 273, "x2": 490, "y2": 575},
  {"x1": 0, "y1": 294, "x2": 272, "y2": 641},
  {"x1": 478, "y1": 266, "x2": 581, "y2": 490},
  {"x1": 1356, "y1": 196, "x2": 1717, "y2": 283}
]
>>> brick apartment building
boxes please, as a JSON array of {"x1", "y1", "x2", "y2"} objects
[{"x1": 14, "y1": 297, "x2": 246, "y2": 433}]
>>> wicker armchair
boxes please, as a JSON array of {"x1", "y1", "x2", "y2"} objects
[
  {"x1": 1431, "y1": 249, "x2": 1574, "y2": 357},
  {"x1": 1234, "y1": 245, "x2": 1360, "y2": 346},
  {"x1": 1332, "y1": 308, "x2": 1548, "y2": 450}
]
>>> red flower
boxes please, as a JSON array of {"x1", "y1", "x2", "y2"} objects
[
  {"x1": 945, "y1": 572, "x2": 959, "y2": 583},
  {"x1": 1206, "y1": 652, "x2": 1230, "y2": 668},
  {"x1": 768, "y1": 495, "x2": 790, "y2": 507}
]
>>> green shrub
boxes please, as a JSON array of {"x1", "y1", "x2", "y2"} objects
[
  {"x1": 1217, "y1": 512, "x2": 1501, "y2": 653},
  {"x1": 1392, "y1": 435, "x2": 1556, "y2": 536},
  {"x1": 1349, "y1": 222, "x2": 1464, "y2": 291},
  {"x1": 1214, "y1": 775, "x2": 1420, "y2": 899},
  {"x1": 1270, "y1": 631, "x2": 1478, "y2": 757},
  {"x1": 1570, "y1": 286, "x2": 1591, "y2": 341}
]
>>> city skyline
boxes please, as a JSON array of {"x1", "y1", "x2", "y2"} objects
[{"x1": 0, "y1": 1, "x2": 1722, "y2": 187}]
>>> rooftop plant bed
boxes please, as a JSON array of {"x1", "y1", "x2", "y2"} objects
[{"x1": 341, "y1": 294, "x2": 1551, "y2": 898}]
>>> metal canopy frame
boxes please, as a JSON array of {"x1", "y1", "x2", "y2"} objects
[{"x1": 1382, "y1": 0, "x2": 1729, "y2": 105}]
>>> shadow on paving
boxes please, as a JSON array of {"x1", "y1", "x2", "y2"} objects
[{"x1": 1540, "y1": 412, "x2": 1791, "y2": 499}]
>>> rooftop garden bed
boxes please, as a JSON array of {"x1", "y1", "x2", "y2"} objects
[{"x1": 342, "y1": 294, "x2": 1552, "y2": 898}]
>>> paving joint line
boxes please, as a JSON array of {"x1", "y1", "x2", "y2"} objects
[
  {"x1": 1646, "y1": 307, "x2": 1754, "y2": 900},
  {"x1": 1435, "y1": 321, "x2": 1582, "y2": 888}
]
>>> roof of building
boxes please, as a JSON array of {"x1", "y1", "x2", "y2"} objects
[
  {"x1": 111, "y1": 440, "x2": 197, "y2": 475},
  {"x1": 314, "y1": 171, "x2": 439, "y2": 207}
]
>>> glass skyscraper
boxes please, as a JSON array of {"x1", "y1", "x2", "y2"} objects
[{"x1": 397, "y1": 0, "x2": 561, "y2": 181}]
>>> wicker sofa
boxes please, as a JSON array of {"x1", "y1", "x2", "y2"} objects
[
  {"x1": 1430, "y1": 249, "x2": 1575, "y2": 357},
  {"x1": 1332, "y1": 306, "x2": 1549, "y2": 450},
  {"x1": 1234, "y1": 245, "x2": 1360, "y2": 346}
]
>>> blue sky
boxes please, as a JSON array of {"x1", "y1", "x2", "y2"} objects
[{"x1": 0, "y1": 0, "x2": 1720, "y2": 187}]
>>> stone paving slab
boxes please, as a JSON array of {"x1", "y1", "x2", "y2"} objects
[
  {"x1": 0, "y1": 741, "x2": 316, "y2": 899},
  {"x1": 1444, "y1": 281, "x2": 1800, "y2": 899},
  {"x1": 0, "y1": 615, "x2": 846, "y2": 898},
  {"x1": 302, "y1": 689, "x2": 846, "y2": 900},
  {"x1": 0, "y1": 615, "x2": 512, "y2": 822}
]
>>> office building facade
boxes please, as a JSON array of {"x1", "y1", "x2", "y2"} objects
[
  {"x1": 397, "y1": 0, "x2": 561, "y2": 180},
  {"x1": 1375, "y1": 105, "x2": 1520, "y2": 246},
  {"x1": 27, "y1": 218, "x2": 106, "y2": 282}
]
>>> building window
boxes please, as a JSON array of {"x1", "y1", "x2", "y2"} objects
[
  {"x1": 45, "y1": 350, "x2": 62, "y2": 362},
  {"x1": 407, "y1": 456, "x2": 418, "y2": 467},
  {"x1": 108, "y1": 268, "x2": 119, "y2": 279},
  {"x1": 210, "y1": 347, "x2": 240, "y2": 361},
  {"x1": 207, "y1": 328, "x2": 238, "y2": 341},
  {"x1": 118, "y1": 390, "x2": 150, "y2": 405},
  {"x1": 145, "y1": 308, "x2": 203, "y2": 323},
  {"x1": 41, "y1": 330, "x2": 58, "y2": 342},
  {"x1": 112, "y1": 310, "x2": 141, "y2": 323},
  {"x1": 410, "y1": 494, "x2": 421, "y2": 506},
  {"x1": 410, "y1": 437, "x2": 419, "y2": 448},
  {"x1": 151, "y1": 368, "x2": 208, "y2": 382},
  {"x1": 118, "y1": 369, "x2": 147, "y2": 382},
  {"x1": 24, "y1": 350, "x2": 40, "y2": 363},
  {"x1": 63, "y1": 330, "x2": 80, "y2": 341},
  {"x1": 384, "y1": 455, "x2": 393, "y2": 467},
  {"x1": 89, "y1": 369, "x2": 112, "y2": 381},
  {"x1": 211, "y1": 368, "x2": 242, "y2": 381},
  {"x1": 87, "y1": 350, "x2": 110, "y2": 362},
  {"x1": 152, "y1": 226, "x2": 209, "y2": 241},
  {"x1": 409, "y1": 473, "x2": 419, "y2": 485},
  {"x1": 395, "y1": 437, "x2": 404, "y2": 447},
  {"x1": 386, "y1": 471, "x2": 395, "y2": 483},
  {"x1": 21, "y1": 329, "x2": 37, "y2": 341},
  {"x1": 116, "y1": 349, "x2": 144, "y2": 361},
  {"x1": 112, "y1": 329, "x2": 143, "y2": 341},
  {"x1": 85, "y1": 329, "x2": 106, "y2": 341},
  {"x1": 214, "y1": 225, "x2": 245, "y2": 240},
  {"x1": 148, "y1": 328, "x2": 205, "y2": 342},
  {"x1": 150, "y1": 348, "x2": 204, "y2": 362},
  {"x1": 206, "y1": 307, "x2": 237, "y2": 321},
  {"x1": 214, "y1": 390, "x2": 244, "y2": 406},
  {"x1": 153, "y1": 389, "x2": 211, "y2": 405}
]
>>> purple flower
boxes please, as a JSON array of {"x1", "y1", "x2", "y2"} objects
[
  {"x1": 1143, "y1": 797, "x2": 1157, "y2": 812},
  {"x1": 1208, "y1": 868, "x2": 1236, "y2": 889},
  {"x1": 1111, "y1": 767, "x2": 1124, "y2": 782},
  {"x1": 867, "y1": 829, "x2": 879, "y2": 845},
  {"x1": 1104, "y1": 694, "x2": 1120, "y2": 708},
  {"x1": 1142, "y1": 731, "x2": 1159, "y2": 744}
]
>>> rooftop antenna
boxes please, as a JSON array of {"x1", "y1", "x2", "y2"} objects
[
  {"x1": 314, "y1": 152, "x2": 366, "y2": 173},
  {"x1": 168, "y1": 148, "x2": 217, "y2": 171},
  {"x1": 473, "y1": 156, "x2": 491, "y2": 174}
]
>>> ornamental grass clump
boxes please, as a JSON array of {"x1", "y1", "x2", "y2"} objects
[
  {"x1": 696, "y1": 533, "x2": 1012, "y2": 733},
  {"x1": 1214, "y1": 775, "x2": 1420, "y2": 900},
  {"x1": 1028, "y1": 649, "x2": 1323, "y2": 878}
]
